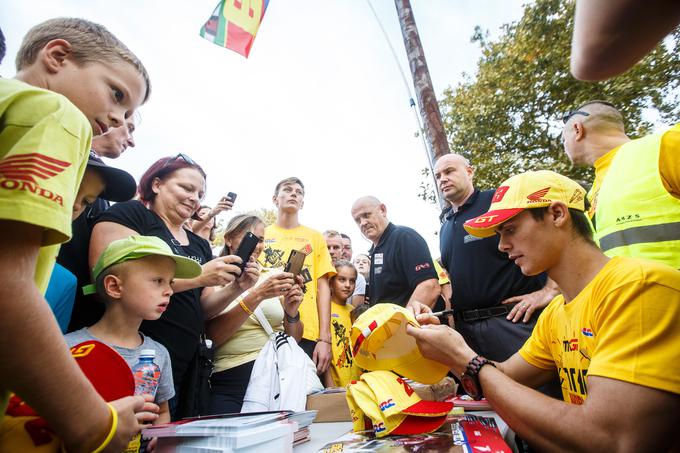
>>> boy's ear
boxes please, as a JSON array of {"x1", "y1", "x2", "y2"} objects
[
  {"x1": 41, "y1": 39, "x2": 73, "y2": 74},
  {"x1": 548, "y1": 202, "x2": 569, "y2": 227},
  {"x1": 103, "y1": 274, "x2": 124, "y2": 300}
]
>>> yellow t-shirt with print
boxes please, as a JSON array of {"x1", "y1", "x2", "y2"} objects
[
  {"x1": 260, "y1": 224, "x2": 336, "y2": 340},
  {"x1": 330, "y1": 300, "x2": 354, "y2": 387},
  {"x1": 520, "y1": 257, "x2": 680, "y2": 404},
  {"x1": 0, "y1": 78, "x2": 91, "y2": 419}
]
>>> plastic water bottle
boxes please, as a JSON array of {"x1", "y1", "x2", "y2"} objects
[
  {"x1": 132, "y1": 349, "x2": 161, "y2": 398},
  {"x1": 126, "y1": 350, "x2": 160, "y2": 453}
]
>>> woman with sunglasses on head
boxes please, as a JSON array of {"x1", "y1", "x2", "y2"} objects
[
  {"x1": 205, "y1": 214, "x2": 304, "y2": 414},
  {"x1": 89, "y1": 154, "x2": 263, "y2": 418}
]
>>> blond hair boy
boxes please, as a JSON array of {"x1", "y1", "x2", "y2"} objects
[{"x1": 0, "y1": 17, "x2": 151, "y2": 452}]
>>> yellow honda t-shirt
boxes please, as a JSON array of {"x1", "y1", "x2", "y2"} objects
[
  {"x1": 260, "y1": 224, "x2": 335, "y2": 341},
  {"x1": 0, "y1": 78, "x2": 91, "y2": 418},
  {"x1": 520, "y1": 257, "x2": 680, "y2": 404}
]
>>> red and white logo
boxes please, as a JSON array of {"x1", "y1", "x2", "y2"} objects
[
  {"x1": 0, "y1": 153, "x2": 71, "y2": 183},
  {"x1": 0, "y1": 153, "x2": 70, "y2": 206},
  {"x1": 492, "y1": 186, "x2": 509, "y2": 203},
  {"x1": 526, "y1": 186, "x2": 551, "y2": 204}
]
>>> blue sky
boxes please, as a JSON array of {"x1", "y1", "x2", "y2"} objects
[{"x1": 1, "y1": 0, "x2": 528, "y2": 255}]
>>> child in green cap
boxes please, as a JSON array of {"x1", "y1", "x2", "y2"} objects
[{"x1": 65, "y1": 235, "x2": 202, "y2": 426}]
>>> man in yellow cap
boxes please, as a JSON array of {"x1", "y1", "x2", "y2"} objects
[
  {"x1": 562, "y1": 101, "x2": 680, "y2": 269},
  {"x1": 407, "y1": 170, "x2": 680, "y2": 451}
]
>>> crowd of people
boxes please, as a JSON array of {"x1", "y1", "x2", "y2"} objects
[{"x1": 0, "y1": 2, "x2": 679, "y2": 452}]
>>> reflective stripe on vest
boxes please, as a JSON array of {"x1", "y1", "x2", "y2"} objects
[
  {"x1": 595, "y1": 127, "x2": 680, "y2": 268},
  {"x1": 599, "y1": 221, "x2": 680, "y2": 251}
]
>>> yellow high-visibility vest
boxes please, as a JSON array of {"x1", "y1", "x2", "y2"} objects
[{"x1": 596, "y1": 126, "x2": 680, "y2": 268}]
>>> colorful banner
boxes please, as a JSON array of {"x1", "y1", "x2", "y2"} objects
[{"x1": 199, "y1": 0, "x2": 270, "y2": 57}]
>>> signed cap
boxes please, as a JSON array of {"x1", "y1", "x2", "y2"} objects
[{"x1": 351, "y1": 304, "x2": 449, "y2": 385}]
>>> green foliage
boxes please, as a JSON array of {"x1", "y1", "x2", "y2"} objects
[{"x1": 433, "y1": 0, "x2": 680, "y2": 193}]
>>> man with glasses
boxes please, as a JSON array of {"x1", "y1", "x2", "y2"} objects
[
  {"x1": 351, "y1": 196, "x2": 439, "y2": 308},
  {"x1": 562, "y1": 100, "x2": 680, "y2": 268}
]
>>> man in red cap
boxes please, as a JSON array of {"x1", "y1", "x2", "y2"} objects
[{"x1": 407, "y1": 170, "x2": 680, "y2": 452}]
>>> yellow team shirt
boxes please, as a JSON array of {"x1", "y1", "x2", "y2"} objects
[
  {"x1": 260, "y1": 224, "x2": 335, "y2": 340},
  {"x1": 0, "y1": 78, "x2": 91, "y2": 418},
  {"x1": 520, "y1": 257, "x2": 680, "y2": 404},
  {"x1": 330, "y1": 300, "x2": 354, "y2": 387}
]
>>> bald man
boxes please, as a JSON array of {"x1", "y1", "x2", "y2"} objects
[
  {"x1": 434, "y1": 154, "x2": 561, "y2": 369},
  {"x1": 351, "y1": 196, "x2": 439, "y2": 308},
  {"x1": 562, "y1": 100, "x2": 680, "y2": 269}
]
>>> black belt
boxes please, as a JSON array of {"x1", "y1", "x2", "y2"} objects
[{"x1": 457, "y1": 305, "x2": 512, "y2": 322}]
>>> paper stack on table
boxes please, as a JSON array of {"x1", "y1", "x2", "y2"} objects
[{"x1": 145, "y1": 410, "x2": 317, "y2": 452}]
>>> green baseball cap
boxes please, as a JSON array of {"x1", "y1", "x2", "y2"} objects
[{"x1": 83, "y1": 235, "x2": 202, "y2": 295}]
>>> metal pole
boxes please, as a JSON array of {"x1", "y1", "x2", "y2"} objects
[
  {"x1": 395, "y1": 0, "x2": 450, "y2": 209},
  {"x1": 365, "y1": 0, "x2": 443, "y2": 208}
]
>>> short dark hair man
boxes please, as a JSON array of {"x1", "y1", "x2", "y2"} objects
[
  {"x1": 434, "y1": 154, "x2": 559, "y2": 364},
  {"x1": 351, "y1": 196, "x2": 439, "y2": 308},
  {"x1": 408, "y1": 170, "x2": 680, "y2": 452},
  {"x1": 262, "y1": 177, "x2": 335, "y2": 373}
]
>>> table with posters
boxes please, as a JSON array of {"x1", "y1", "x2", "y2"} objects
[{"x1": 294, "y1": 411, "x2": 516, "y2": 453}]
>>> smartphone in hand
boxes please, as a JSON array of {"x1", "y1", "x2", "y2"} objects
[
  {"x1": 234, "y1": 232, "x2": 259, "y2": 277},
  {"x1": 225, "y1": 192, "x2": 237, "y2": 203}
]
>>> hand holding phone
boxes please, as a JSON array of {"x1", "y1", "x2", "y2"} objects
[{"x1": 234, "y1": 232, "x2": 260, "y2": 277}]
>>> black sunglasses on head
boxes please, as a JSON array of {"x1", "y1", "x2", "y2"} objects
[
  {"x1": 562, "y1": 101, "x2": 618, "y2": 124},
  {"x1": 562, "y1": 110, "x2": 590, "y2": 124},
  {"x1": 165, "y1": 153, "x2": 198, "y2": 166}
]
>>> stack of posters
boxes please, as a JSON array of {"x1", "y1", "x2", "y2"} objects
[{"x1": 145, "y1": 410, "x2": 317, "y2": 452}]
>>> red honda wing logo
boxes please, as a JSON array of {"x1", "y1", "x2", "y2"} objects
[
  {"x1": 526, "y1": 186, "x2": 550, "y2": 203},
  {"x1": 0, "y1": 153, "x2": 71, "y2": 184}
]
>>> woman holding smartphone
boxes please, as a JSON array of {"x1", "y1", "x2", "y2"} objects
[{"x1": 206, "y1": 214, "x2": 304, "y2": 414}]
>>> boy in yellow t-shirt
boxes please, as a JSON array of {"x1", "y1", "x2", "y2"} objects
[
  {"x1": 325, "y1": 260, "x2": 357, "y2": 387},
  {"x1": 0, "y1": 18, "x2": 151, "y2": 452},
  {"x1": 407, "y1": 170, "x2": 680, "y2": 452},
  {"x1": 260, "y1": 177, "x2": 336, "y2": 375}
]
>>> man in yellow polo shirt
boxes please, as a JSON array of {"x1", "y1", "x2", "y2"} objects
[
  {"x1": 562, "y1": 100, "x2": 680, "y2": 268},
  {"x1": 406, "y1": 170, "x2": 680, "y2": 451},
  {"x1": 260, "y1": 177, "x2": 336, "y2": 374}
]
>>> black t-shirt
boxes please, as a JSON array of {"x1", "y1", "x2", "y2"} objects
[
  {"x1": 439, "y1": 189, "x2": 546, "y2": 311},
  {"x1": 58, "y1": 197, "x2": 110, "y2": 332},
  {"x1": 368, "y1": 223, "x2": 438, "y2": 307},
  {"x1": 95, "y1": 200, "x2": 212, "y2": 388}
]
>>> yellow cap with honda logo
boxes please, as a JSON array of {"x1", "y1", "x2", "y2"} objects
[
  {"x1": 351, "y1": 304, "x2": 449, "y2": 385},
  {"x1": 346, "y1": 370, "x2": 453, "y2": 437},
  {"x1": 463, "y1": 170, "x2": 587, "y2": 238}
]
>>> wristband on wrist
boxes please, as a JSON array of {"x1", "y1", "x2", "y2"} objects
[
  {"x1": 284, "y1": 310, "x2": 300, "y2": 323},
  {"x1": 316, "y1": 337, "x2": 331, "y2": 344},
  {"x1": 91, "y1": 403, "x2": 118, "y2": 453},
  {"x1": 239, "y1": 300, "x2": 254, "y2": 316}
]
